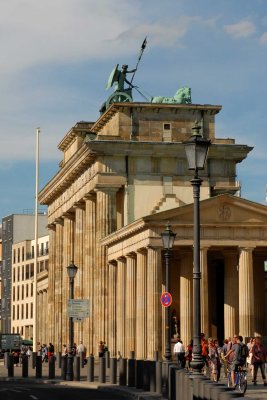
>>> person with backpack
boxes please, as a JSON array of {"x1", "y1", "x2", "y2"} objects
[
  {"x1": 251, "y1": 336, "x2": 267, "y2": 386},
  {"x1": 226, "y1": 335, "x2": 246, "y2": 388}
]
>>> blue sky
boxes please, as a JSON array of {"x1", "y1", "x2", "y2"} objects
[{"x1": 0, "y1": 0, "x2": 267, "y2": 217}]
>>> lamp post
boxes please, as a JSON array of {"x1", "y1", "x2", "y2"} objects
[
  {"x1": 66, "y1": 261, "x2": 78, "y2": 381},
  {"x1": 161, "y1": 224, "x2": 176, "y2": 361},
  {"x1": 183, "y1": 121, "x2": 211, "y2": 374}
]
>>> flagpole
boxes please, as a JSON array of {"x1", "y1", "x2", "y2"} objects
[{"x1": 33, "y1": 127, "x2": 40, "y2": 353}]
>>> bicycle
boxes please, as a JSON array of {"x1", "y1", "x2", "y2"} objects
[{"x1": 227, "y1": 365, "x2": 247, "y2": 394}]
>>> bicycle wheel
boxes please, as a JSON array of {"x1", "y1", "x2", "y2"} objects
[{"x1": 237, "y1": 373, "x2": 247, "y2": 394}]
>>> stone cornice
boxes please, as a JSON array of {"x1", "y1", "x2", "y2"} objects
[
  {"x1": 39, "y1": 145, "x2": 96, "y2": 205},
  {"x1": 58, "y1": 121, "x2": 94, "y2": 152}
]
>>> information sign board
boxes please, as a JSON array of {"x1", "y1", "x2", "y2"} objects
[
  {"x1": 0, "y1": 334, "x2": 21, "y2": 350},
  {"x1": 67, "y1": 299, "x2": 90, "y2": 318}
]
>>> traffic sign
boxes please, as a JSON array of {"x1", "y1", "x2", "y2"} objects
[{"x1": 160, "y1": 292, "x2": 172, "y2": 307}]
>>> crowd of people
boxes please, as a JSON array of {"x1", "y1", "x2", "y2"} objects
[{"x1": 173, "y1": 333, "x2": 267, "y2": 386}]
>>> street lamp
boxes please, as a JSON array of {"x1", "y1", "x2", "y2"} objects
[
  {"x1": 161, "y1": 224, "x2": 176, "y2": 361},
  {"x1": 66, "y1": 261, "x2": 78, "y2": 381},
  {"x1": 183, "y1": 121, "x2": 211, "y2": 374}
]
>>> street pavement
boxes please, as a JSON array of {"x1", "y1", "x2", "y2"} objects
[{"x1": 1, "y1": 359, "x2": 267, "y2": 399}]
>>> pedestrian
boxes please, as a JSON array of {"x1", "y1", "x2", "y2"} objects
[
  {"x1": 173, "y1": 338, "x2": 185, "y2": 368},
  {"x1": 98, "y1": 341, "x2": 105, "y2": 358},
  {"x1": 62, "y1": 344, "x2": 68, "y2": 357},
  {"x1": 42, "y1": 344, "x2": 48, "y2": 362},
  {"x1": 185, "y1": 339, "x2": 193, "y2": 370},
  {"x1": 48, "y1": 342, "x2": 54, "y2": 360},
  {"x1": 247, "y1": 337, "x2": 255, "y2": 378},
  {"x1": 251, "y1": 336, "x2": 267, "y2": 386},
  {"x1": 207, "y1": 338, "x2": 220, "y2": 382}
]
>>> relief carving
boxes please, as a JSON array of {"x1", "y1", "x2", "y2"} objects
[{"x1": 217, "y1": 204, "x2": 231, "y2": 221}]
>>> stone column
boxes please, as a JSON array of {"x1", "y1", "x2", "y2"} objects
[
  {"x1": 238, "y1": 247, "x2": 255, "y2": 338},
  {"x1": 62, "y1": 213, "x2": 75, "y2": 348},
  {"x1": 253, "y1": 255, "x2": 265, "y2": 336},
  {"x1": 224, "y1": 251, "x2": 239, "y2": 338},
  {"x1": 200, "y1": 247, "x2": 209, "y2": 336},
  {"x1": 136, "y1": 250, "x2": 147, "y2": 359},
  {"x1": 47, "y1": 224, "x2": 56, "y2": 344},
  {"x1": 108, "y1": 262, "x2": 117, "y2": 357},
  {"x1": 95, "y1": 187, "x2": 117, "y2": 347},
  {"x1": 83, "y1": 194, "x2": 96, "y2": 355},
  {"x1": 147, "y1": 247, "x2": 162, "y2": 360},
  {"x1": 54, "y1": 218, "x2": 64, "y2": 352},
  {"x1": 126, "y1": 254, "x2": 136, "y2": 356},
  {"x1": 116, "y1": 257, "x2": 126, "y2": 357},
  {"x1": 180, "y1": 251, "x2": 193, "y2": 348},
  {"x1": 43, "y1": 290, "x2": 48, "y2": 345},
  {"x1": 74, "y1": 203, "x2": 85, "y2": 342}
]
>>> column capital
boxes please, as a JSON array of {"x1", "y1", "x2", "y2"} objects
[
  {"x1": 117, "y1": 256, "x2": 126, "y2": 263},
  {"x1": 73, "y1": 201, "x2": 85, "y2": 210},
  {"x1": 239, "y1": 246, "x2": 255, "y2": 252},
  {"x1": 55, "y1": 217, "x2": 64, "y2": 226},
  {"x1": 125, "y1": 252, "x2": 136, "y2": 259},
  {"x1": 47, "y1": 222, "x2": 56, "y2": 231},
  {"x1": 94, "y1": 185, "x2": 120, "y2": 194},
  {"x1": 62, "y1": 211, "x2": 75, "y2": 221},
  {"x1": 83, "y1": 193, "x2": 96, "y2": 201}
]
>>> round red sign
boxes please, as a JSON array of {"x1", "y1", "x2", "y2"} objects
[{"x1": 160, "y1": 292, "x2": 172, "y2": 307}]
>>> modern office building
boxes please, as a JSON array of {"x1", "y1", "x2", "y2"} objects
[
  {"x1": 11, "y1": 235, "x2": 49, "y2": 341},
  {"x1": 1, "y1": 214, "x2": 48, "y2": 333}
]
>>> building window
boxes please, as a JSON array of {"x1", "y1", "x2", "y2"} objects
[
  {"x1": 163, "y1": 122, "x2": 172, "y2": 142},
  {"x1": 13, "y1": 305, "x2": 15, "y2": 319},
  {"x1": 13, "y1": 249, "x2": 16, "y2": 263},
  {"x1": 22, "y1": 247, "x2": 25, "y2": 262},
  {"x1": 26, "y1": 284, "x2": 28, "y2": 297},
  {"x1": 13, "y1": 268, "x2": 16, "y2": 283},
  {"x1": 22, "y1": 266, "x2": 24, "y2": 281},
  {"x1": 26, "y1": 265, "x2": 29, "y2": 279},
  {"x1": 31, "y1": 245, "x2": 34, "y2": 258},
  {"x1": 30, "y1": 264, "x2": 34, "y2": 278},
  {"x1": 17, "y1": 286, "x2": 20, "y2": 301},
  {"x1": 13, "y1": 287, "x2": 15, "y2": 301},
  {"x1": 17, "y1": 305, "x2": 19, "y2": 320},
  {"x1": 18, "y1": 248, "x2": 20, "y2": 263},
  {"x1": 22, "y1": 285, "x2": 24, "y2": 300},
  {"x1": 31, "y1": 283, "x2": 33, "y2": 297},
  {"x1": 30, "y1": 303, "x2": 33, "y2": 318},
  {"x1": 17, "y1": 267, "x2": 20, "y2": 282},
  {"x1": 21, "y1": 304, "x2": 24, "y2": 319},
  {"x1": 26, "y1": 303, "x2": 28, "y2": 319}
]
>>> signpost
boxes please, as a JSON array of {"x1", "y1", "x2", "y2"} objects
[
  {"x1": 67, "y1": 299, "x2": 90, "y2": 320},
  {"x1": 160, "y1": 292, "x2": 172, "y2": 308},
  {"x1": 0, "y1": 334, "x2": 21, "y2": 351}
]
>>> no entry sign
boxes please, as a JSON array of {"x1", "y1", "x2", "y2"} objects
[{"x1": 160, "y1": 292, "x2": 172, "y2": 307}]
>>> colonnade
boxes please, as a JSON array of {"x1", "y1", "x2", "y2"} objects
[{"x1": 44, "y1": 185, "x2": 265, "y2": 357}]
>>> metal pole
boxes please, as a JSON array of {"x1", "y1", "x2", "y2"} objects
[
  {"x1": 164, "y1": 249, "x2": 171, "y2": 361},
  {"x1": 190, "y1": 175, "x2": 204, "y2": 373},
  {"x1": 66, "y1": 276, "x2": 74, "y2": 381},
  {"x1": 33, "y1": 127, "x2": 40, "y2": 353}
]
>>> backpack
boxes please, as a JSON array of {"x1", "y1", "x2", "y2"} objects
[{"x1": 238, "y1": 343, "x2": 249, "y2": 362}]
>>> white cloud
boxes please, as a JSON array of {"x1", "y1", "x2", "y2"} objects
[
  {"x1": 259, "y1": 32, "x2": 267, "y2": 44},
  {"x1": 224, "y1": 20, "x2": 256, "y2": 38}
]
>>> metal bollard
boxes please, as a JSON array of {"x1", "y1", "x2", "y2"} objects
[
  {"x1": 183, "y1": 372, "x2": 193, "y2": 400},
  {"x1": 155, "y1": 361, "x2": 162, "y2": 395},
  {"x1": 119, "y1": 358, "x2": 127, "y2": 386},
  {"x1": 74, "y1": 356, "x2": 80, "y2": 381},
  {"x1": 4, "y1": 352, "x2": 9, "y2": 368},
  {"x1": 110, "y1": 357, "x2": 117, "y2": 384},
  {"x1": 135, "y1": 360, "x2": 144, "y2": 388},
  {"x1": 57, "y1": 352, "x2": 62, "y2": 368},
  {"x1": 79, "y1": 352, "x2": 84, "y2": 368},
  {"x1": 32, "y1": 352, "x2": 37, "y2": 369},
  {"x1": 21, "y1": 354, "x2": 28, "y2": 378},
  {"x1": 48, "y1": 355, "x2": 56, "y2": 379},
  {"x1": 35, "y1": 355, "x2": 42, "y2": 378},
  {"x1": 7, "y1": 354, "x2": 14, "y2": 377},
  {"x1": 210, "y1": 383, "x2": 228, "y2": 400},
  {"x1": 87, "y1": 355, "x2": 94, "y2": 382},
  {"x1": 127, "y1": 357, "x2": 136, "y2": 387},
  {"x1": 143, "y1": 360, "x2": 150, "y2": 391},
  {"x1": 105, "y1": 351, "x2": 110, "y2": 369},
  {"x1": 99, "y1": 356, "x2": 106, "y2": 383},
  {"x1": 61, "y1": 356, "x2": 67, "y2": 380},
  {"x1": 129, "y1": 351, "x2": 135, "y2": 359},
  {"x1": 149, "y1": 361, "x2": 156, "y2": 393}
]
